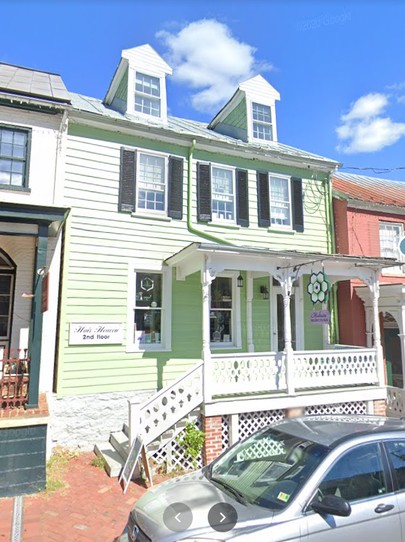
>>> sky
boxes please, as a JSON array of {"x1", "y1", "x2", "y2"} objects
[{"x1": 1, "y1": 0, "x2": 405, "y2": 179}]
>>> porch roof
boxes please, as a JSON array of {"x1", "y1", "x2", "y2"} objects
[{"x1": 165, "y1": 242, "x2": 399, "y2": 282}]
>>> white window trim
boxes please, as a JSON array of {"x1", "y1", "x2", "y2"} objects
[
  {"x1": 268, "y1": 173, "x2": 293, "y2": 230},
  {"x1": 210, "y1": 164, "x2": 237, "y2": 225},
  {"x1": 210, "y1": 271, "x2": 242, "y2": 350},
  {"x1": 379, "y1": 221, "x2": 405, "y2": 276},
  {"x1": 128, "y1": 68, "x2": 168, "y2": 123},
  {"x1": 135, "y1": 150, "x2": 169, "y2": 217},
  {"x1": 126, "y1": 263, "x2": 172, "y2": 353},
  {"x1": 247, "y1": 98, "x2": 278, "y2": 143}
]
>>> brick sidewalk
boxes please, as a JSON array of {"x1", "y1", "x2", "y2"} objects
[{"x1": 0, "y1": 452, "x2": 161, "y2": 542}]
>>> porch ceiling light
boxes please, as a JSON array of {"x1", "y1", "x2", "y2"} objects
[
  {"x1": 237, "y1": 272, "x2": 244, "y2": 288},
  {"x1": 260, "y1": 285, "x2": 269, "y2": 300}
]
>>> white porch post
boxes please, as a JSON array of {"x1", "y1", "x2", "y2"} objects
[
  {"x1": 365, "y1": 307, "x2": 373, "y2": 348},
  {"x1": 368, "y1": 271, "x2": 385, "y2": 387},
  {"x1": 280, "y1": 273, "x2": 295, "y2": 395},
  {"x1": 246, "y1": 271, "x2": 254, "y2": 352},
  {"x1": 202, "y1": 257, "x2": 215, "y2": 403},
  {"x1": 399, "y1": 305, "x2": 405, "y2": 389}
]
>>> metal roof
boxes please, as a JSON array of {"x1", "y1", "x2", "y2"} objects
[
  {"x1": 0, "y1": 63, "x2": 71, "y2": 104},
  {"x1": 333, "y1": 172, "x2": 405, "y2": 207},
  {"x1": 69, "y1": 92, "x2": 339, "y2": 167},
  {"x1": 273, "y1": 415, "x2": 405, "y2": 447}
]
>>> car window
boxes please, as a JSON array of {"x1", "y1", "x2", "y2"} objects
[
  {"x1": 318, "y1": 443, "x2": 387, "y2": 502},
  {"x1": 385, "y1": 440, "x2": 405, "y2": 490}
]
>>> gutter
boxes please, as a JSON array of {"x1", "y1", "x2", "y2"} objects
[
  {"x1": 187, "y1": 139, "x2": 233, "y2": 245},
  {"x1": 326, "y1": 172, "x2": 339, "y2": 343}
]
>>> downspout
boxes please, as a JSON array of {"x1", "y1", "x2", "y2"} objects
[
  {"x1": 187, "y1": 139, "x2": 233, "y2": 245},
  {"x1": 326, "y1": 172, "x2": 339, "y2": 344}
]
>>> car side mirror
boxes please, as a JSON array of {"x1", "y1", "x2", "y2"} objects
[{"x1": 311, "y1": 494, "x2": 352, "y2": 517}]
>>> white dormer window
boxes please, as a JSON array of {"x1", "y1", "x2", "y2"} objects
[
  {"x1": 135, "y1": 72, "x2": 161, "y2": 117},
  {"x1": 252, "y1": 102, "x2": 273, "y2": 141}
]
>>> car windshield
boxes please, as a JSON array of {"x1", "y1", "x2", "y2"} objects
[{"x1": 207, "y1": 426, "x2": 328, "y2": 510}]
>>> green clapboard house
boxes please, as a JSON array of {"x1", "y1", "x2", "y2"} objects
[{"x1": 52, "y1": 44, "x2": 392, "y2": 473}]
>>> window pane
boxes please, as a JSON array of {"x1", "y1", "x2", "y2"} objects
[
  {"x1": 379, "y1": 223, "x2": 402, "y2": 260},
  {"x1": 0, "y1": 316, "x2": 8, "y2": 337},
  {"x1": 318, "y1": 443, "x2": 387, "y2": 502},
  {"x1": 212, "y1": 167, "x2": 234, "y2": 221},
  {"x1": 0, "y1": 295, "x2": 10, "y2": 316},
  {"x1": 0, "y1": 275, "x2": 11, "y2": 293},
  {"x1": 210, "y1": 277, "x2": 232, "y2": 342},
  {"x1": 134, "y1": 272, "x2": 162, "y2": 345},
  {"x1": 0, "y1": 128, "x2": 27, "y2": 186},
  {"x1": 138, "y1": 154, "x2": 165, "y2": 212},
  {"x1": 136, "y1": 73, "x2": 160, "y2": 97},
  {"x1": 252, "y1": 103, "x2": 273, "y2": 141},
  {"x1": 270, "y1": 176, "x2": 291, "y2": 226},
  {"x1": 385, "y1": 441, "x2": 405, "y2": 490}
]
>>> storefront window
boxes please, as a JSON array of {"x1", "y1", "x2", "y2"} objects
[
  {"x1": 134, "y1": 272, "x2": 162, "y2": 346},
  {"x1": 210, "y1": 277, "x2": 232, "y2": 343}
]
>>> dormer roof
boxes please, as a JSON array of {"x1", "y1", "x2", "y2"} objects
[{"x1": 208, "y1": 74, "x2": 280, "y2": 142}]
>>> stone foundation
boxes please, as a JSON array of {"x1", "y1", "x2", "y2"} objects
[{"x1": 48, "y1": 389, "x2": 154, "y2": 451}]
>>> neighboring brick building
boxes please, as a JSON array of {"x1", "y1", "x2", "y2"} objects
[{"x1": 333, "y1": 172, "x2": 405, "y2": 407}]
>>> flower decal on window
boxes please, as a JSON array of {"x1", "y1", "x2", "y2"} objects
[{"x1": 307, "y1": 271, "x2": 331, "y2": 304}]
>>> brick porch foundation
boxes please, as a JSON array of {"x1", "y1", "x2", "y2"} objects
[{"x1": 202, "y1": 415, "x2": 222, "y2": 465}]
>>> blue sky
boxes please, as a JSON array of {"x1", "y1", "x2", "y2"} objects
[{"x1": 2, "y1": 1, "x2": 405, "y2": 178}]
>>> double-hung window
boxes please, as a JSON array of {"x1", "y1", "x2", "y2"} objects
[
  {"x1": 196, "y1": 163, "x2": 249, "y2": 227},
  {"x1": 379, "y1": 221, "x2": 405, "y2": 274},
  {"x1": 137, "y1": 153, "x2": 166, "y2": 213},
  {"x1": 252, "y1": 102, "x2": 273, "y2": 141},
  {"x1": 135, "y1": 72, "x2": 161, "y2": 118},
  {"x1": 0, "y1": 126, "x2": 29, "y2": 188},
  {"x1": 269, "y1": 175, "x2": 291, "y2": 227},
  {"x1": 257, "y1": 172, "x2": 303, "y2": 232},
  {"x1": 211, "y1": 166, "x2": 235, "y2": 222},
  {"x1": 118, "y1": 147, "x2": 183, "y2": 219}
]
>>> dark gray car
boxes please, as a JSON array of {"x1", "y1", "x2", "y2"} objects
[{"x1": 119, "y1": 415, "x2": 405, "y2": 541}]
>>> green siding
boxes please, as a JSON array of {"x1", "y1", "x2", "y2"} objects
[
  {"x1": 253, "y1": 277, "x2": 271, "y2": 351},
  {"x1": 223, "y1": 97, "x2": 247, "y2": 129},
  {"x1": 56, "y1": 124, "x2": 332, "y2": 396}
]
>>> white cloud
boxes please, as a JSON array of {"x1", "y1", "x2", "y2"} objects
[
  {"x1": 157, "y1": 19, "x2": 272, "y2": 114},
  {"x1": 336, "y1": 92, "x2": 405, "y2": 153}
]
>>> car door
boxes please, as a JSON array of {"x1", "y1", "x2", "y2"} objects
[
  {"x1": 384, "y1": 439, "x2": 405, "y2": 538},
  {"x1": 303, "y1": 442, "x2": 402, "y2": 542}
]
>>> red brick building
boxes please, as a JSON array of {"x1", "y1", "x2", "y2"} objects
[{"x1": 333, "y1": 172, "x2": 405, "y2": 402}]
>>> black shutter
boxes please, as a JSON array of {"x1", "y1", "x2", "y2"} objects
[
  {"x1": 197, "y1": 162, "x2": 212, "y2": 222},
  {"x1": 118, "y1": 148, "x2": 136, "y2": 213},
  {"x1": 168, "y1": 156, "x2": 183, "y2": 220},
  {"x1": 236, "y1": 169, "x2": 249, "y2": 227},
  {"x1": 257, "y1": 172, "x2": 270, "y2": 227},
  {"x1": 291, "y1": 177, "x2": 304, "y2": 232}
]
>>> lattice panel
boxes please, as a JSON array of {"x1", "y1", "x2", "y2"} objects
[
  {"x1": 222, "y1": 416, "x2": 229, "y2": 450},
  {"x1": 237, "y1": 439, "x2": 285, "y2": 461},
  {"x1": 211, "y1": 354, "x2": 286, "y2": 396},
  {"x1": 305, "y1": 401, "x2": 368, "y2": 416},
  {"x1": 294, "y1": 350, "x2": 378, "y2": 390},
  {"x1": 148, "y1": 415, "x2": 203, "y2": 473},
  {"x1": 238, "y1": 409, "x2": 285, "y2": 440}
]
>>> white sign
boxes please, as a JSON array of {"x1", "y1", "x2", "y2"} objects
[{"x1": 69, "y1": 323, "x2": 123, "y2": 345}]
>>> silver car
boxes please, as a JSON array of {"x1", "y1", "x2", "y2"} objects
[{"x1": 119, "y1": 415, "x2": 405, "y2": 541}]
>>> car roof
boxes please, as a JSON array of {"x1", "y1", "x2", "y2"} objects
[{"x1": 271, "y1": 415, "x2": 405, "y2": 448}]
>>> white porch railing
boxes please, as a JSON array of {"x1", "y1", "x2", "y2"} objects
[
  {"x1": 387, "y1": 386, "x2": 405, "y2": 417},
  {"x1": 294, "y1": 348, "x2": 379, "y2": 390},
  {"x1": 210, "y1": 348, "x2": 379, "y2": 397},
  {"x1": 210, "y1": 352, "x2": 286, "y2": 396},
  {"x1": 129, "y1": 361, "x2": 204, "y2": 446}
]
